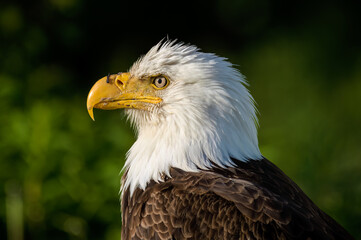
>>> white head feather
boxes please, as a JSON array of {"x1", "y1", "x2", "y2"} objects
[{"x1": 122, "y1": 40, "x2": 262, "y2": 195}]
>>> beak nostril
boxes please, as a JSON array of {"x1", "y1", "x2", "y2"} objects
[
  {"x1": 106, "y1": 73, "x2": 110, "y2": 83},
  {"x1": 117, "y1": 79, "x2": 123, "y2": 86}
]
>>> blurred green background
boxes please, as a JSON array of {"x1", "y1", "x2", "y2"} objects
[{"x1": 1, "y1": 0, "x2": 360, "y2": 239}]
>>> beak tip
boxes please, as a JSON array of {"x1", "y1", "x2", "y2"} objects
[{"x1": 87, "y1": 107, "x2": 95, "y2": 121}]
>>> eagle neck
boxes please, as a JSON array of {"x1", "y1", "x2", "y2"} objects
[{"x1": 121, "y1": 107, "x2": 262, "y2": 196}]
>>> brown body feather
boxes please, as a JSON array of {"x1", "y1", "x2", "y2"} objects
[{"x1": 121, "y1": 158, "x2": 353, "y2": 240}]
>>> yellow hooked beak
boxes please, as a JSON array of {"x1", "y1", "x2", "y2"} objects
[{"x1": 87, "y1": 73, "x2": 162, "y2": 120}]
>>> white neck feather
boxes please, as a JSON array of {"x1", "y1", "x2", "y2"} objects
[{"x1": 121, "y1": 41, "x2": 262, "y2": 195}]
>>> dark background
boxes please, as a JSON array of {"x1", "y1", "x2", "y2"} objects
[{"x1": 1, "y1": 0, "x2": 361, "y2": 239}]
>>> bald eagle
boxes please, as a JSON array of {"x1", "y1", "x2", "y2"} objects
[{"x1": 87, "y1": 40, "x2": 353, "y2": 240}]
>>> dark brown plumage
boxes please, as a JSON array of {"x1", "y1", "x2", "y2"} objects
[{"x1": 121, "y1": 158, "x2": 353, "y2": 240}]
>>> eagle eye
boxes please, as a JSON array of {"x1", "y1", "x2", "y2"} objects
[{"x1": 152, "y1": 75, "x2": 169, "y2": 89}]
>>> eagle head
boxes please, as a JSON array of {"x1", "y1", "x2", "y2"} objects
[{"x1": 87, "y1": 40, "x2": 262, "y2": 194}]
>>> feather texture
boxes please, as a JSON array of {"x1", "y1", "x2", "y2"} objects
[
  {"x1": 123, "y1": 40, "x2": 261, "y2": 194},
  {"x1": 121, "y1": 159, "x2": 354, "y2": 240}
]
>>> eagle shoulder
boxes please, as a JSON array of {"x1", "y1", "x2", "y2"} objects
[{"x1": 121, "y1": 159, "x2": 353, "y2": 240}]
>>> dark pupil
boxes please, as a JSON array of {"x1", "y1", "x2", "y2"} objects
[{"x1": 157, "y1": 78, "x2": 163, "y2": 84}]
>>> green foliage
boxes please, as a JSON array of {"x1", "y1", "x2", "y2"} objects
[
  {"x1": 0, "y1": 84, "x2": 134, "y2": 239},
  {"x1": 0, "y1": 0, "x2": 360, "y2": 239}
]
